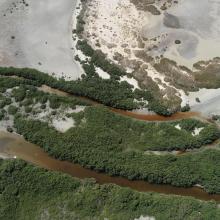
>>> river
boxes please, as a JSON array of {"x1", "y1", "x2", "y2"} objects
[
  {"x1": 40, "y1": 85, "x2": 201, "y2": 122},
  {"x1": 1, "y1": 131, "x2": 220, "y2": 202}
]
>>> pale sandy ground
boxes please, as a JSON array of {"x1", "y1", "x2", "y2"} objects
[
  {"x1": 1, "y1": 0, "x2": 219, "y2": 116},
  {"x1": 175, "y1": 124, "x2": 203, "y2": 136},
  {"x1": 120, "y1": 76, "x2": 140, "y2": 90},
  {"x1": 0, "y1": 0, "x2": 83, "y2": 80},
  {"x1": 83, "y1": 0, "x2": 150, "y2": 67},
  {"x1": 32, "y1": 104, "x2": 85, "y2": 133},
  {"x1": 83, "y1": 0, "x2": 220, "y2": 116},
  {"x1": 134, "y1": 216, "x2": 155, "y2": 220},
  {"x1": 0, "y1": 116, "x2": 14, "y2": 132},
  {"x1": 52, "y1": 117, "x2": 75, "y2": 133},
  {"x1": 192, "y1": 127, "x2": 204, "y2": 136},
  {"x1": 95, "y1": 67, "x2": 111, "y2": 79},
  {"x1": 0, "y1": 90, "x2": 86, "y2": 133},
  {"x1": 51, "y1": 106, "x2": 85, "y2": 132},
  {"x1": 0, "y1": 153, "x2": 12, "y2": 159},
  {"x1": 181, "y1": 88, "x2": 220, "y2": 116}
]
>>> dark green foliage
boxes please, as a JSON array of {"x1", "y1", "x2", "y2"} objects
[
  {"x1": 181, "y1": 104, "x2": 191, "y2": 112},
  {"x1": 1, "y1": 73, "x2": 220, "y2": 195},
  {"x1": 22, "y1": 98, "x2": 33, "y2": 106},
  {"x1": 13, "y1": 106, "x2": 220, "y2": 193},
  {"x1": 148, "y1": 101, "x2": 173, "y2": 116},
  {"x1": 8, "y1": 82, "x2": 90, "y2": 110},
  {"x1": 0, "y1": 7, "x2": 174, "y2": 115},
  {"x1": 0, "y1": 159, "x2": 220, "y2": 220},
  {"x1": 0, "y1": 63, "x2": 171, "y2": 114},
  {"x1": 0, "y1": 68, "x2": 55, "y2": 86},
  {"x1": 82, "y1": 63, "x2": 98, "y2": 77},
  {"x1": 76, "y1": 14, "x2": 85, "y2": 34},
  {"x1": 40, "y1": 104, "x2": 46, "y2": 109},
  {"x1": 49, "y1": 96, "x2": 61, "y2": 109},
  {"x1": 198, "y1": 126, "x2": 220, "y2": 145},
  {"x1": 68, "y1": 111, "x2": 85, "y2": 126},
  {"x1": 12, "y1": 87, "x2": 26, "y2": 102},
  {"x1": 0, "y1": 67, "x2": 139, "y2": 110},
  {"x1": 51, "y1": 110, "x2": 57, "y2": 116},
  {"x1": 74, "y1": 2, "x2": 173, "y2": 115},
  {"x1": 0, "y1": 110, "x2": 5, "y2": 120},
  {"x1": 76, "y1": 39, "x2": 172, "y2": 113},
  {"x1": 0, "y1": 76, "x2": 38, "y2": 92},
  {"x1": 176, "y1": 118, "x2": 204, "y2": 132},
  {"x1": 24, "y1": 106, "x2": 32, "y2": 113},
  {"x1": 0, "y1": 96, "x2": 12, "y2": 108},
  {"x1": 6, "y1": 126, "x2": 13, "y2": 133},
  {"x1": 77, "y1": 40, "x2": 126, "y2": 77},
  {"x1": 212, "y1": 115, "x2": 220, "y2": 121},
  {"x1": 76, "y1": 40, "x2": 94, "y2": 57},
  {"x1": 7, "y1": 105, "x2": 18, "y2": 115}
]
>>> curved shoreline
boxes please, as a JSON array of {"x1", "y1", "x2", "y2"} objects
[
  {"x1": 40, "y1": 85, "x2": 201, "y2": 122},
  {"x1": 76, "y1": 0, "x2": 220, "y2": 117},
  {"x1": 1, "y1": 131, "x2": 220, "y2": 202}
]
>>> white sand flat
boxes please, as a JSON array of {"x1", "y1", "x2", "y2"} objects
[{"x1": 0, "y1": 0, "x2": 82, "y2": 80}]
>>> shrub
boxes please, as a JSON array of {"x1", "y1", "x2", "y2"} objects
[{"x1": 8, "y1": 105, "x2": 18, "y2": 115}]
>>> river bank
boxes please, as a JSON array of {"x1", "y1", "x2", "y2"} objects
[
  {"x1": 2, "y1": 159, "x2": 220, "y2": 220},
  {"x1": 1, "y1": 131, "x2": 220, "y2": 202},
  {"x1": 0, "y1": 77, "x2": 220, "y2": 201},
  {"x1": 41, "y1": 85, "x2": 202, "y2": 122},
  {"x1": 76, "y1": 0, "x2": 220, "y2": 116}
]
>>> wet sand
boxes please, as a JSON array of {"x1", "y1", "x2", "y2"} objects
[
  {"x1": 181, "y1": 88, "x2": 220, "y2": 117},
  {"x1": 0, "y1": 0, "x2": 82, "y2": 80},
  {"x1": 143, "y1": 0, "x2": 220, "y2": 68}
]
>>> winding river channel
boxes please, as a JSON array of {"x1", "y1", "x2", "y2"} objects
[
  {"x1": 40, "y1": 85, "x2": 201, "y2": 122},
  {"x1": 1, "y1": 0, "x2": 220, "y2": 205},
  {"x1": 1, "y1": 131, "x2": 220, "y2": 203},
  {"x1": 0, "y1": 85, "x2": 219, "y2": 202}
]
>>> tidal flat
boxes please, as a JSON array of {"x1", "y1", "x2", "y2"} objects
[
  {"x1": 143, "y1": 0, "x2": 220, "y2": 68},
  {"x1": 0, "y1": 0, "x2": 82, "y2": 80}
]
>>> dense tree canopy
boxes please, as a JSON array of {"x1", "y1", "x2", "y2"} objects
[
  {"x1": 1, "y1": 159, "x2": 220, "y2": 220},
  {"x1": 13, "y1": 106, "x2": 220, "y2": 194}
]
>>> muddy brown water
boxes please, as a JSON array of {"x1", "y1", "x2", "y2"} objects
[
  {"x1": 40, "y1": 85, "x2": 201, "y2": 122},
  {"x1": 1, "y1": 131, "x2": 220, "y2": 202},
  {"x1": 111, "y1": 108, "x2": 200, "y2": 122}
]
